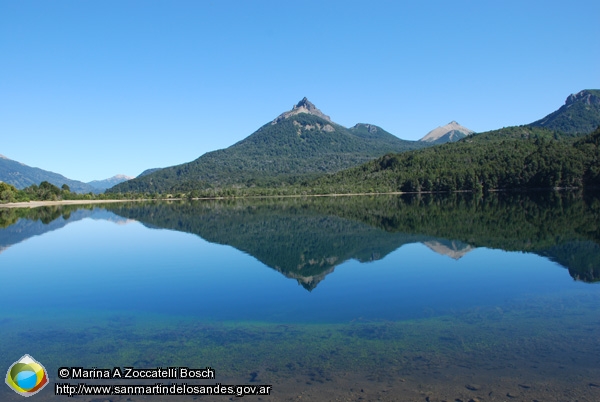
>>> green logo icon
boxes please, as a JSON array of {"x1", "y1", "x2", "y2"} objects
[{"x1": 5, "y1": 355, "x2": 49, "y2": 397}]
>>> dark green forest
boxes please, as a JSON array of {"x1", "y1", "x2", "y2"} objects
[
  {"x1": 0, "y1": 181, "x2": 89, "y2": 203},
  {"x1": 0, "y1": 180, "x2": 134, "y2": 204},
  {"x1": 302, "y1": 126, "x2": 600, "y2": 194}
]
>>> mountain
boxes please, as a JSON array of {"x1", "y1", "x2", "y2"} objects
[
  {"x1": 419, "y1": 121, "x2": 474, "y2": 144},
  {"x1": 108, "y1": 98, "x2": 428, "y2": 194},
  {"x1": 303, "y1": 89, "x2": 600, "y2": 195},
  {"x1": 0, "y1": 154, "x2": 96, "y2": 194},
  {"x1": 87, "y1": 174, "x2": 134, "y2": 191},
  {"x1": 306, "y1": 125, "x2": 600, "y2": 194},
  {"x1": 529, "y1": 89, "x2": 600, "y2": 135},
  {"x1": 348, "y1": 123, "x2": 404, "y2": 143}
]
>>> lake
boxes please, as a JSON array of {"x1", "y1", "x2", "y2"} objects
[{"x1": 1, "y1": 192, "x2": 599, "y2": 401}]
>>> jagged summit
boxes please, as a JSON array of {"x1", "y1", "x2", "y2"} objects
[
  {"x1": 565, "y1": 90, "x2": 600, "y2": 106},
  {"x1": 272, "y1": 97, "x2": 332, "y2": 124},
  {"x1": 419, "y1": 121, "x2": 474, "y2": 143}
]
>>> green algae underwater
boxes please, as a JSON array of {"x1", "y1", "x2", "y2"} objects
[{"x1": 1, "y1": 291, "x2": 599, "y2": 401}]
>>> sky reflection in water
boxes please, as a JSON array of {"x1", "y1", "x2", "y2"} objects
[
  {"x1": 0, "y1": 204, "x2": 592, "y2": 324},
  {"x1": 1, "y1": 197, "x2": 599, "y2": 401}
]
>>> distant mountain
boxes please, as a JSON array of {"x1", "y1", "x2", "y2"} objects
[
  {"x1": 108, "y1": 98, "x2": 428, "y2": 194},
  {"x1": 529, "y1": 89, "x2": 600, "y2": 135},
  {"x1": 419, "y1": 121, "x2": 474, "y2": 144},
  {"x1": 87, "y1": 174, "x2": 133, "y2": 191},
  {"x1": 348, "y1": 123, "x2": 401, "y2": 142},
  {"x1": 0, "y1": 154, "x2": 96, "y2": 193}
]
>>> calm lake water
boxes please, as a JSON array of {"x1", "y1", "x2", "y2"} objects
[{"x1": 1, "y1": 192, "x2": 599, "y2": 401}]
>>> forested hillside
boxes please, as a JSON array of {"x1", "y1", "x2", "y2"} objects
[
  {"x1": 303, "y1": 126, "x2": 600, "y2": 194},
  {"x1": 529, "y1": 89, "x2": 600, "y2": 135},
  {"x1": 0, "y1": 155, "x2": 97, "y2": 193},
  {"x1": 108, "y1": 99, "x2": 426, "y2": 194}
]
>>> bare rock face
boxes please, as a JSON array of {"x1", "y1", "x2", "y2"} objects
[
  {"x1": 566, "y1": 90, "x2": 600, "y2": 106},
  {"x1": 322, "y1": 124, "x2": 335, "y2": 132},
  {"x1": 292, "y1": 120, "x2": 335, "y2": 135},
  {"x1": 352, "y1": 123, "x2": 378, "y2": 134},
  {"x1": 419, "y1": 121, "x2": 474, "y2": 143},
  {"x1": 272, "y1": 97, "x2": 332, "y2": 124}
]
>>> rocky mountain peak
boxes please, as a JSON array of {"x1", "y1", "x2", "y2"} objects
[
  {"x1": 566, "y1": 90, "x2": 600, "y2": 106},
  {"x1": 294, "y1": 97, "x2": 316, "y2": 111},
  {"x1": 272, "y1": 97, "x2": 332, "y2": 124},
  {"x1": 420, "y1": 121, "x2": 474, "y2": 143}
]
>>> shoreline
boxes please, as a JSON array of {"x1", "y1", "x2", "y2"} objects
[
  {"x1": 0, "y1": 192, "x2": 411, "y2": 209},
  {"x1": 0, "y1": 199, "x2": 147, "y2": 209},
  {"x1": 0, "y1": 187, "x2": 583, "y2": 209}
]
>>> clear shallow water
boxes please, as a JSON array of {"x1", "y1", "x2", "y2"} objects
[{"x1": 1, "y1": 193, "x2": 599, "y2": 401}]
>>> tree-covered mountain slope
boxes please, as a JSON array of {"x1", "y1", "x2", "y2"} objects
[
  {"x1": 529, "y1": 89, "x2": 600, "y2": 135},
  {"x1": 0, "y1": 154, "x2": 97, "y2": 193},
  {"x1": 304, "y1": 126, "x2": 600, "y2": 194},
  {"x1": 108, "y1": 98, "x2": 427, "y2": 194}
]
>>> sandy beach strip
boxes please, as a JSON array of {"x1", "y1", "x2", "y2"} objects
[
  {"x1": 0, "y1": 199, "x2": 145, "y2": 209},
  {"x1": 1, "y1": 192, "x2": 411, "y2": 209}
]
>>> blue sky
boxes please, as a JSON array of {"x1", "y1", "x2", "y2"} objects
[{"x1": 1, "y1": 0, "x2": 598, "y2": 182}]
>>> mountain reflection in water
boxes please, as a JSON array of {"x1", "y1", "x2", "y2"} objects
[{"x1": 2, "y1": 191, "x2": 599, "y2": 288}]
